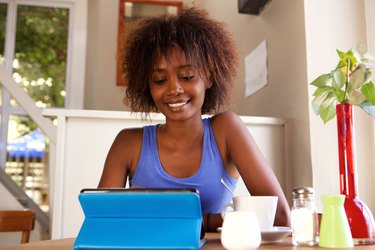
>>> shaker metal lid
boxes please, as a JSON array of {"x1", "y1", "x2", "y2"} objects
[{"x1": 292, "y1": 187, "x2": 315, "y2": 199}]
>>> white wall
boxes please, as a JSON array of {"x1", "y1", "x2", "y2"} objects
[{"x1": 84, "y1": 0, "x2": 125, "y2": 110}]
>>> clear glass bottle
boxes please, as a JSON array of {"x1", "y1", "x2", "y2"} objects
[{"x1": 291, "y1": 187, "x2": 319, "y2": 246}]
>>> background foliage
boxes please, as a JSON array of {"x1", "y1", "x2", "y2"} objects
[
  {"x1": 0, "y1": 4, "x2": 69, "y2": 135},
  {"x1": 14, "y1": 5, "x2": 68, "y2": 108}
]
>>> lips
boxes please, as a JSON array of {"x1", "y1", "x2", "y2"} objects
[
  {"x1": 168, "y1": 101, "x2": 188, "y2": 108},
  {"x1": 166, "y1": 99, "x2": 190, "y2": 108}
]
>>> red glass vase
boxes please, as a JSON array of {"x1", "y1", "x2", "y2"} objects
[{"x1": 336, "y1": 103, "x2": 375, "y2": 244}]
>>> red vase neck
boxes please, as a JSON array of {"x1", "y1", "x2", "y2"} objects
[{"x1": 336, "y1": 104, "x2": 358, "y2": 198}]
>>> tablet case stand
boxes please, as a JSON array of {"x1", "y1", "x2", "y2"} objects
[{"x1": 74, "y1": 189, "x2": 206, "y2": 249}]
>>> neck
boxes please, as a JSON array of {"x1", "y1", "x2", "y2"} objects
[{"x1": 159, "y1": 116, "x2": 205, "y2": 143}]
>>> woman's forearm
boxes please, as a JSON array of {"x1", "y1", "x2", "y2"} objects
[{"x1": 203, "y1": 213, "x2": 223, "y2": 232}]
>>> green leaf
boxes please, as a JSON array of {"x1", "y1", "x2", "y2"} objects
[
  {"x1": 364, "y1": 70, "x2": 372, "y2": 83},
  {"x1": 336, "y1": 60, "x2": 346, "y2": 69},
  {"x1": 360, "y1": 101, "x2": 375, "y2": 118},
  {"x1": 336, "y1": 49, "x2": 358, "y2": 72},
  {"x1": 311, "y1": 91, "x2": 329, "y2": 115},
  {"x1": 349, "y1": 64, "x2": 366, "y2": 88},
  {"x1": 346, "y1": 50, "x2": 358, "y2": 70},
  {"x1": 336, "y1": 89, "x2": 346, "y2": 102},
  {"x1": 312, "y1": 86, "x2": 333, "y2": 97},
  {"x1": 320, "y1": 104, "x2": 337, "y2": 123},
  {"x1": 310, "y1": 73, "x2": 332, "y2": 88},
  {"x1": 332, "y1": 69, "x2": 346, "y2": 89},
  {"x1": 361, "y1": 81, "x2": 375, "y2": 105},
  {"x1": 320, "y1": 92, "x2": 337, "y2": 123},
  {"x1": 348, "y1": 90, "x2": 366, "y2": 105},
  {"x1": 336, "y1": 49, "x2": 345, "y2": 59},
  {"x1": 347, "y1": 80, "x2": 355, "y2": 93}
]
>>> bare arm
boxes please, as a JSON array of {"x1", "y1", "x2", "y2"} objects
[
  {"x1": 98, "y1": 128, "x2": 142, "y2": 188},
  {"x1": 212, "y1": 112, "x2": 291, "y2": 227}
]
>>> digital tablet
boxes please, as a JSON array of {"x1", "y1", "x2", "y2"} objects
[{"x1": 74, "y1": 188, "x2": 206, "y2": 250}]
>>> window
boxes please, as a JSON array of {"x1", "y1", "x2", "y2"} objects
[{"x1": 0, "y1": 0, "x2": 87, "y2": 212}]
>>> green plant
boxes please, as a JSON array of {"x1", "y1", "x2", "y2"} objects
[{"x1": 310, "y1": 43, "x2": 375, "y2": 123}]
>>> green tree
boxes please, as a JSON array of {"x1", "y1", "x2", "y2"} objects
[
  {"x1": 0, "y1": 5, "x2": 69, "y2": 135},
  {"x1": 14, "y1": 5, "x2": 69, "y2": 108},
  {"x1": 0, "y1": 4, "x2": 6, "y2": 56}
]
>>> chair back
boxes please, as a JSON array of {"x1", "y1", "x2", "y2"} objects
[{"x1": 0, "y1": 210, "x2": 35, "y2": 243}]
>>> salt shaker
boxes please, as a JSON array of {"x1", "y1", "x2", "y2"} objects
[{"x1": 291, "y1": 187, "x2": 319, "y2": 246}]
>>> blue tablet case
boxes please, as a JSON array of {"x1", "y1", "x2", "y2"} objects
[{"x1": 74, "y1": 188, "x2": 206, "y2": 250}]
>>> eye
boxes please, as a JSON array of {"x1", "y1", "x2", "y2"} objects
[
  {"x1": 151, "y1": 72, "x2": 166, "y2": 85},
  {"x1": 179, "y1": 67, "x2": 197, "y2": 81},
  {"x1": 153, "y1": 78, "x2": 166, "y2": 84},
  {"x1": 181, "y1": 75, "x2": 195, "y2": 81}
]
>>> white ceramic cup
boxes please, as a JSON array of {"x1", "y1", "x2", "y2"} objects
[
  {"x1": 221, "y1": 196, "x2": 278, "y2": 231},
  {"x1": 221, "y1": 211, "x2": 261, "y2": 250}
]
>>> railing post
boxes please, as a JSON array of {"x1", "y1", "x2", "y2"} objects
[{"x1": 0, "y1": 66, "x2": 57, "y2": 144}]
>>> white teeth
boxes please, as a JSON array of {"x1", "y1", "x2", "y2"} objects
[{"x1": 168, "y1": 101, "x2": 187, "y2": 107}]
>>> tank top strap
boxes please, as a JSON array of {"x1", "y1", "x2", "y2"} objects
[
  {"x1": 130, "y1": 124, "x2": 158, "y2": 184},
  {"x1": 142, "y1": 124, "x2": 157, "y2": 154}
]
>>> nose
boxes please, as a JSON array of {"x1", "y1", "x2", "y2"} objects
[{"x1": 166, "y1": 78, "x2": 184, "y2": 96}]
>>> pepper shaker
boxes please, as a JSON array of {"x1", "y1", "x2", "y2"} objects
[{"x1": 291, "y1": 187, "x2": 319, "y2": 246}]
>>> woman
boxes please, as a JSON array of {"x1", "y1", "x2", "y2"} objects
[{"x1": 98, "y1": 6, "x2": 290, "y2": 231}]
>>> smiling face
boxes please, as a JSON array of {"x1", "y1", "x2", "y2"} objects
[{"x1": 149, "y1": 47, "x2": 209, "y2": 122}]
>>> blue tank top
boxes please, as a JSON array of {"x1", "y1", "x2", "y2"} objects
[{"x1": 130, "y1": 118, "x2": 238, "y2": 213}]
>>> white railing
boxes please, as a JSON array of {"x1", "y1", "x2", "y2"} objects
[{"x1": 0, "y1": 66, "x2": 56, "y2": 143}]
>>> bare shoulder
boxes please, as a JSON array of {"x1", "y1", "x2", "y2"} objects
[
  {"x1": 209, "y1": 112, "x2": 249, "y2": 178},
  {"x1": 210, "y1": 111, "x2": 254, "y2": 156},
  {"x1": 115, "y1": 127, "x2": 143, "y2": 145},
  {"x1": 98, "y1": 126, "x2": 144, "y2": 187},
  {"x1": 210, "y1": 111, "x2": 244, "y2": 132},
  {"x1": 108, "y1": 127, "x2": 144, "y2": 162},
  {"x1": 210, "y1": 111, "x2": 248, "y2": 153}
]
